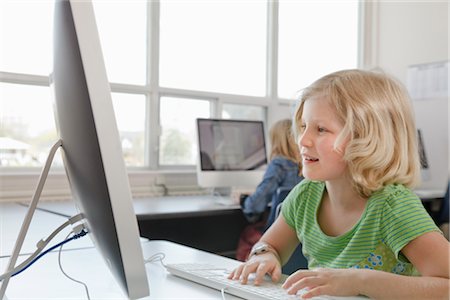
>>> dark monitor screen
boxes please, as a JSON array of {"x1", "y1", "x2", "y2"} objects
[{"x1": 197, "y1": 119, "x2": 267, "y2": 171}]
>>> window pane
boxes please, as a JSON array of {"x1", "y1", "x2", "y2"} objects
[
  {"x1": 160, "y1": 1, "x2": 266, "y2": 96},
  {"x1": 0, "y1": 83, "x2": 60, "y2": 167},
  {"x1": 0, "y1": 1, "x2": 53, "y2": 75},
  {"x1": 278, "y1": 1, "x2": 359, "y2": 99},
  {"x1": 159, "y1": 97, "x2": 211, "y2": 165},
  {"x1": 222, "y1": 104, "x2": 266, "y2": 122},
  {"x1": 111, "y1": 93, "x2": 146, "y2": 167},
  {"x1": 93, "y1": 1, "x2": 146, "y2": 84}
]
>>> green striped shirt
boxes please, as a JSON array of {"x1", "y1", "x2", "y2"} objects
[{"x1": 282, "y1": 180, "x2": 440, "y2": 275}]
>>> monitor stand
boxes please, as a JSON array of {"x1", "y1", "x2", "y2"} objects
[
  {"x1": 211, "y1": 187, "x2": 232, "y2": 197},
  {"x1": 0, "y1": 140, "x2": 62, "y2": 299},
  {"x1": 209, "y1": 187, "x2": 256, "y2": 207}
]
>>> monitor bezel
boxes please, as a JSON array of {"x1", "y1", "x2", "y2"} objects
[{"x1": 196, "y1": 118, "x2": 268, "y2": 188}]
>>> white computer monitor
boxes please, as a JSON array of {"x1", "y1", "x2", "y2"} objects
[
  {"x1": 196, "y1": 118, "x2": 268, "y2": 189},
  {"x1": 52, "y1": 0, "x2": 149, "y2": 298}
]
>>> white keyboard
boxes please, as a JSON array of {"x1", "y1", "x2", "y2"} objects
[
  {"x1": 166, "y1": 263, "x2": 368, "y2": 300},
  {"x1": 165, "y1": 263, "x2": 297, "y2": 300}
]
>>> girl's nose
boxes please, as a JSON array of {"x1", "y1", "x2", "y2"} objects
[{"x1": 298, "y1": 130, "x2": 313, "y2": 148}]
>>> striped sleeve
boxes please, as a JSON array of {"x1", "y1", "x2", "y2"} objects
[
  {"x1": 380, "y1": 187, "x2": 440, "y2": 258},
  {"x1": 281, "y1": 180, "x2": 310, "y2": 229}
]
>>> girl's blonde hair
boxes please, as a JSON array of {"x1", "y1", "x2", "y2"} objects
[
  {"x1": 293, "y1": 69, "x2": 420, "y2": 197},
  {"x1": 270, "y1": 118, "x2": 300, "y2": 164}
]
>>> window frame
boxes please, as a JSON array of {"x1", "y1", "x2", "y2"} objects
[{"x1": 0, "y1": 0, "x2": 365, "y2": 201}]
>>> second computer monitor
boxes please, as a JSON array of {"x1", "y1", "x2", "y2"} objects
[{"x1": 196, "y1": 118, "x2": 268, "y2": 188}]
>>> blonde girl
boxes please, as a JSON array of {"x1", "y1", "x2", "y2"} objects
[{"x1": 230, "y1": 69, "x2": 449, "y2": 299}]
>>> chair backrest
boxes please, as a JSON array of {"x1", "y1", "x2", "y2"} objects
[
  {"x1": 265, "y1": 187, "x2": 292, "y2": 230},
  {"x1": 439, "y1": 182, "x2": 449, "y2": 224}
]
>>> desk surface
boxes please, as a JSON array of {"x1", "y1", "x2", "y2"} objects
[
  {"x1": 2, "y1": 240, "x2": 368, "y2": 300},
  {"x1": 1, "y1": 240, "x2": 243, "y2": 299},
  {"x1": 32, "y1": 194, "x2": 240, "y2": 220},
  {"x1": 0, "y1": 202, "x2": 95, "y2": 257}
]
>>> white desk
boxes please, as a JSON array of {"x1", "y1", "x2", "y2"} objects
[
  {"x1": 0, "y1": 202, "x2": 94, "y2": 257},
  {"x1": 0, "y1": 200, "x2": 241, "y2": 299},
  {"x1": 2, "y1": 240, "x2": 369, "y2": 300},
  {"x1": 1, "y1": 240, "x2": 244, "y2": 299}
]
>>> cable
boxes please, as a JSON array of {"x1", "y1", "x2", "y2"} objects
[
  {"x1": 221, "y1": 287, "x2": 228, "y2": 300},
  {"x1": 144, "y1": 252, "x2": 166, "y2": 267},
  {"x1": 0, "y1": 214, "x2": 84, "y2": 281},
  {"x1": 58, "y1": 232, "x2": 91, "y2": 300},
  {"x1": 10, "y1": 230, "x2": 88, "y2": 278}
]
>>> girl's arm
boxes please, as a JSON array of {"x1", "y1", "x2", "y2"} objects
[
  {"x1": 229, "y1": 215, "x2": 299, "y2": 284},
  {"x1": 358, "y1": 231, "x2": 449, "y2": 299},
  {"x1": 283, "y1": 231, "x2": 449, "y2": 299},
  {"x1": 352, "y1": 187, "x2": 449, "y2": 299},
  {"x1": 260, "y1": 215, "x2": 300, "y2": 266},
  {"x1": 357, "y1": 268, "x2": 449, "y2": 300}
]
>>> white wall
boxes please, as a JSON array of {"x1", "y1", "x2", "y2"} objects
[
  {"x1": 375, "y1": 1, "x2": 449, "y2": 194},
  {"x1": 376, "y1": 1, "x2": 448, "y2": 82}
]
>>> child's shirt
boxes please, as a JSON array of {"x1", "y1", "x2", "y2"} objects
[{"x1": 282, "y1": 180, "x2": 440, "y2": 275}]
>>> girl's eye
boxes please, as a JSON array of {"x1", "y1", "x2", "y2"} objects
[{"x1": 318, "y1": 127, "x2": 326, "y2": 133}]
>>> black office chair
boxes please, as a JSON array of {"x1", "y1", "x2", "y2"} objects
[
  {"x1": 266, "y1": 187, "x2": 308, "y2": 274},
  {"x1": 438, "y1": 182, "x2": 449, "y2": 240},
  {"x1": 265, "y1": 186, "x2": 292, "y2": 229},
  {"x1": 439, "y1": 182, "x2": 449, "y2": 224}
]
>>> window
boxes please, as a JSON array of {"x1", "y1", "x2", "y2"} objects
[
  {"x1": 93, "y1": 1, "x2": 147, "y2": 85},
  {"x1": 0, "y1": 1, "x2": 360, "y2": 172},
  {"x1": 159, "y1": 0, "x2": 267, "y2": 96},
  {"x1": 0, "y1": 0, "x2": 148, "y2": 168},
  {"x1": 0, "y1": 1, "x2": 53, "y2": 76},
  {"x1": 0, "y1": 83, "x2": 60, "y2": 167},
  {"x1": 111, "y1": 93, "x2": 146, "y2": 167},
  {"x1": 278, "y1": 0, "x2": 359, "y2": 99},
  {"x1": 222, "y1": 104, "x2": 266, "y2": 122},
  {"x1": 159, "y1": 96, "x2": 211, "y2": 166}
]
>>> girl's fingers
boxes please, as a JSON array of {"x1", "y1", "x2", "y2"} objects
[
  {"x1": 239, "y1": 261, "x2": 259, "y2": 284},
  {"x1": 270, "y1": 264, "x2": 282, "y2": 283},
  {"x1": 302, "y1": 285, "x2": 329, "y2": 299},
  {"x1": 282, "y1": 269, "x2": 318, "y2": 289},
  {"x1": 229, "y1": 264, "x2": 244, "y2": 280}
]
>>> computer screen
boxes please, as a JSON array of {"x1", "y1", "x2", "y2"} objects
[
  {"x1": 52, "y1": 0, "x2": 149, "y2": 298},
  {"x1": 196, "y1": 118, "x2": 268, "y2": 188}
]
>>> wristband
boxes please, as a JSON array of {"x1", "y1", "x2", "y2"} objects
[{"x1": 248, "y1": 242, "x2": 280, "y2": 262}]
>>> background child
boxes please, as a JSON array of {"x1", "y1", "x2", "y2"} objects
[
  {"x1": 229, "y1": 69, "x2": 449, "y2": 299},
  {"x1": 240, "y1": 118, "x2": 303, "y2": 223}
]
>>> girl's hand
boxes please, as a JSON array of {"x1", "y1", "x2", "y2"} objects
[
  {"x1": 282, "y1": 268, "x2": 362, "y2": 298},
  {"x1": 227, "y1": 253, "x2": 282, "y2": 285}
]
